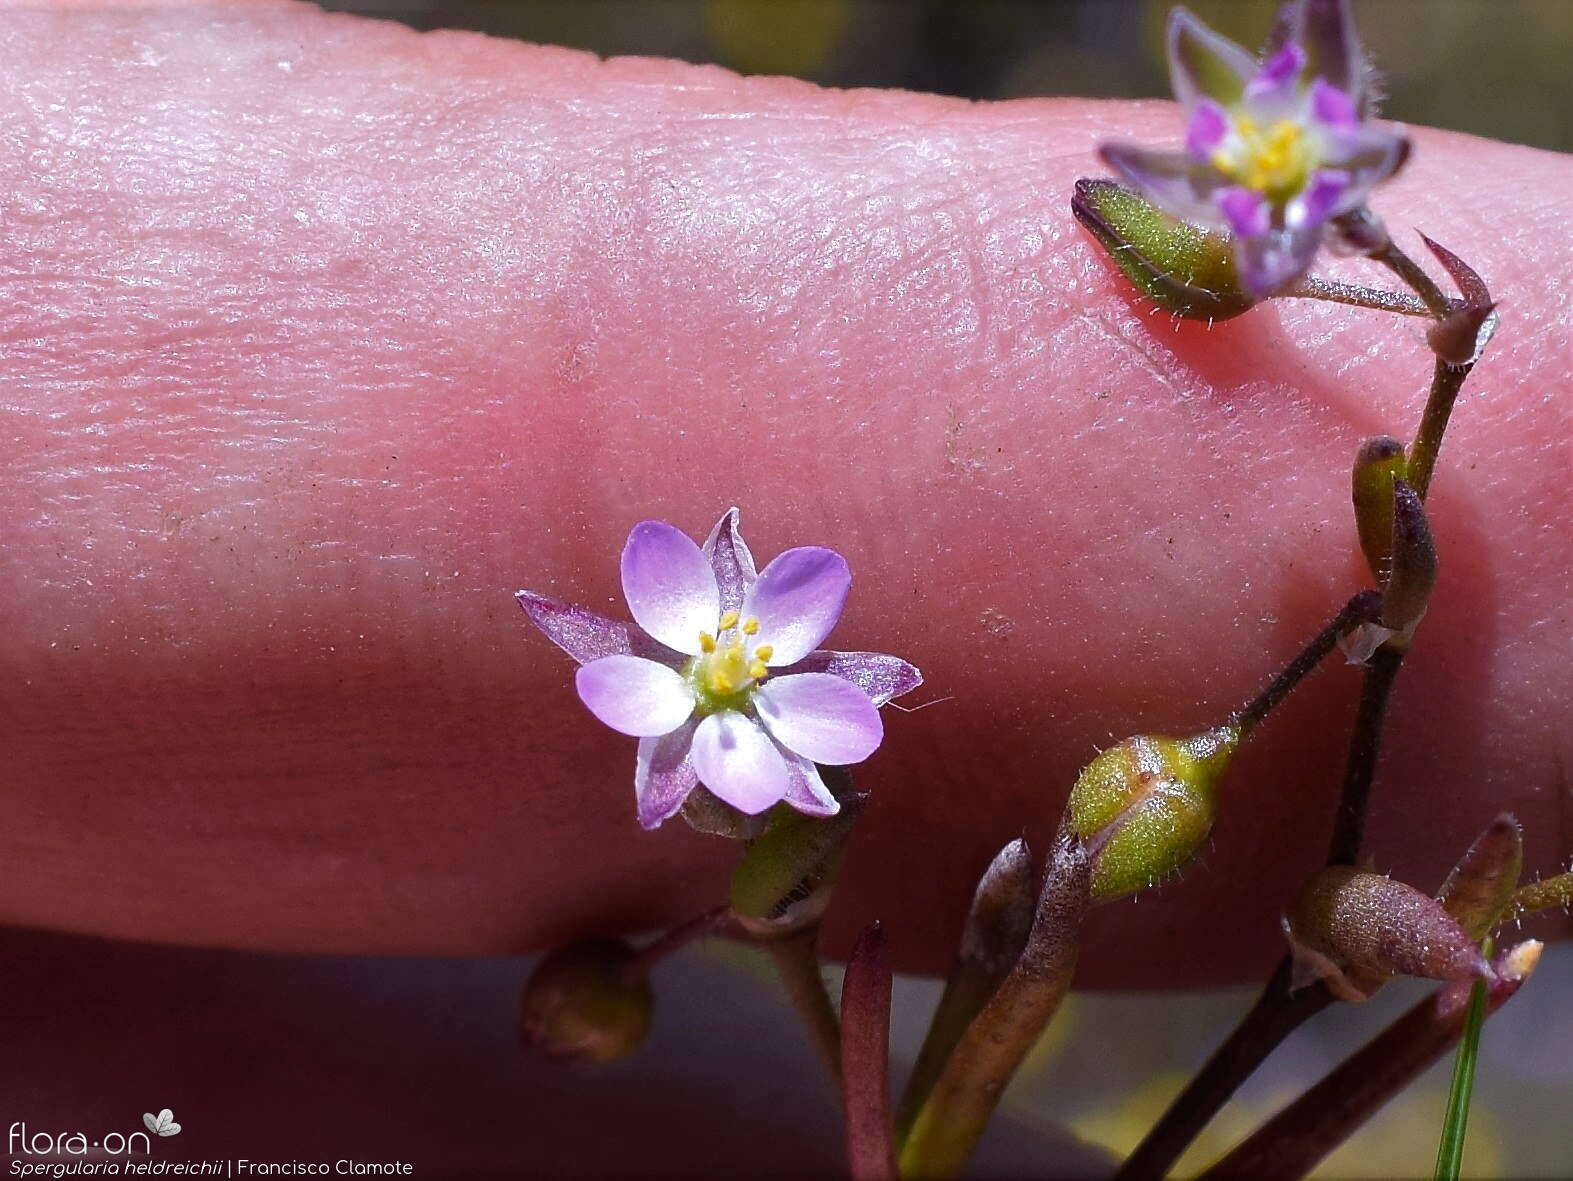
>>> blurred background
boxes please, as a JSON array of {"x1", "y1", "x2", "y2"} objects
[
  {"x1": 8, "y1": 2, "x2": 1568, "y2": 1179},
  {"x1": 318, "y1": 0, "x2": 1573, "y2": 151}
]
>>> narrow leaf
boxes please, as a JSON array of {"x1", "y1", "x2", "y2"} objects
[{"x1": 841, "y1": 923, "x2": 897, "y2": 1181}]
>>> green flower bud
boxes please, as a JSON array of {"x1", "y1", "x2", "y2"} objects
[
  {"x1": 1350, "y1": 435, "x2": 1406, "y2": 584},
  {"x1": 520, "y1": 938, "x2": 653, "y2": 1064},
  {"x1": 729, "y1": 789, "x2": 866, "y2": 936},
  {"x1": 1066, "y1": 725, "x2": 1239, "y2": 902},
  {"x1": 1071, "y1": 178, "x2": 1257, "y2": 322}
]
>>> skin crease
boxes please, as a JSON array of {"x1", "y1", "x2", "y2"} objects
[{"x1": 1, "y1": 0, "x2": 1569, "y2": 990}]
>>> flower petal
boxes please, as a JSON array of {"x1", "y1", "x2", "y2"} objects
[
  {"x1": 1309, "y1": 78, "x2": 1359, "y2": 135},
  {"x1": 691, "y1": 711, "x2": 790, "y2": 814},
  {"x1": 778, "y1": 744, "x2": 841, "y2": 818},
  {"x1": 1185, "y1": 99, "x2": 1230, "y2": 159},
  {"x1": 635, "y1": 716, "x2": 700, "y2": 830},
  {"x1": 575, "y1": 655, "x2": 696, "y2": 738},
  {"x1": 701, "y1": 506, "x2": 757, "y2": 615},
  {"x1": 1233, "y1": 222, "x2": 1322, "y2": 298},
  {"x1": 755, "y1": 673, "x2": 884, "y2": 765},
  {"x1": 1325, "y1": 126, "x2": 1410, "y2": 197},
  {"x1": 1217, "y1": 186, "x2": 1270, "y2": 238},
  {"x1": 1098, "y1": 143, "x2": 1228, "y2": 228},
  {"x1": 740, "y1": 546, "x2": 851, "y2": 666},
  {"x1": 620, "y1": 520, "x2": 720, "y2": 655},
  {"x1": 1166, "y1": 7, "x2": 1258, "y2": 109},
  {"x1": 785, "y1": 650, "x2": 923, "y2": 707},
  {"x1": 515, "y1": 590, "x2": 664, "y2": 665},
  {"x1": 1297, "y1": 0, "x2": 1366, "y2": 110},
  {"x1": 1288, "y1": 169, "x2": 1349, "y2": 229},
  {"x1": 1244, "y1": 42, "x2": 1306, "y2": 104}
]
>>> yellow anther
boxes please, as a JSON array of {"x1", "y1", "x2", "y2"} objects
[
  {"x1": 718, "y1": 609, "x2": 740, "y2": 631},
  {"x1": 741, "y1": 617, "x2": 760, "y2": 636},
  {"x1": 748, "y1": 661, "x2": 768, "y2": 680},
  {"x1": 753, "y1": 644, "x2": 773, "y2": 662},
  {"x1": 698, "y1": 631, "x2": 716, "y2": 653}
]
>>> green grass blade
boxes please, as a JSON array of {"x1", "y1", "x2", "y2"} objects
[{"x1": 1433, "y1": 947, "x2": 1491, "y2": 1180}]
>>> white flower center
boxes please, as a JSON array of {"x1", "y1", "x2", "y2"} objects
[{"x1": 689, "y1": 610, "x2": 772, "y2": 709}]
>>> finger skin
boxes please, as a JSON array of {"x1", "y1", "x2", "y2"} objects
[{"x1": 1, "y1": 1, "x2": 1568, "y2": 986}]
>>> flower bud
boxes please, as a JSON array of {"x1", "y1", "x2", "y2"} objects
[
  {"x1": 1380, "y1": 478, "x2": 1437, "y2": 642},
  {"x1": 1350, "y1": 435, "x2": 1406, "y2": 583},
  {"x1": 1283, "y1": 867, "x2": 1490, "y2": 1002},
  {"x1": 520, "y1": 938, "x2": 653, "y2": 1064},
  {"x1": 1066, "y1": 725, "x2": 1239, "y2": 902},
  {"x1": 1071, "y1": 178, "x2": 1257, "y2": 322},
  {"x1": 1439, "y1": 813, "x2": 1523, "y2": 941}
]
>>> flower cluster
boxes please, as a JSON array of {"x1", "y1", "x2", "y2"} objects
[
  {"x1": 518, "y1": 510, "x2": 921, "y2": 829},
  {"x1": 1101, "y1": 0, "x2": 1408, "y2": 297}
]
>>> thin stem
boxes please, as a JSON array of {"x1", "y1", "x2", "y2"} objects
[
  {"x1": 1509, "y1": 870, "x2": 1573, "y2": 917},
  {"x1": 630, "y1": 906, "x2": 732, "y2": 970},
  {"x1": 1325, "y1": 645, "x2": 1404, "y2": 865},
  {"x1": 1365, "y1": 236, "x2": 1455, "y2": 318},
  {"x1": 1284, "y1": 274, "x2": 1433, "y2": 318},
  {"x1": 841, "y1": 924, "x2": 898, "y2": 1181},
  {"x1": 1405, "y1": 358, "x2": 1472, "y2": 501},
  {"x1": 768, "y1": 927, "x2": 842, "y2": 1084},
  {"x1": 1433, "y1": 939, "x2": 1492, "y2": 1181},
  {"x1": 1112, "y1": 959, "x2": 1331, "y2": 1181},
  {"x1": 1201, "y1": 944, "x2": 1539, "y2": 1181},
  {"x1": 1231, "y1": 590, "x2": 1382, "y2": 735}
]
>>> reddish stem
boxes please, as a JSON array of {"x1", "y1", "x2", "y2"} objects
[{"x1": 841, "y1": 922, "x2": 898, "y2": 1181}]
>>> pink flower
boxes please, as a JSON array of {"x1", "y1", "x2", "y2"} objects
[{"x1": 517, "y1": 510, "x2": 922, "y2": 829}]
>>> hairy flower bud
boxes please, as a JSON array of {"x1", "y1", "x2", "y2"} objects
[
  {"x1": 1066, "y1": 725, "x2": 1239, "y2": 901},
  {"x1": 520, "y1": 938, "x2": 653, "y2": 1064},
  {"x1": 1380, "y1": 479, "x2": 1437, "y2": 642},
  {"x1": 1071, "y1": 178, "x2": 1258, "y2": 322},
  {"x1": 1283, "y1": 867, "x2": 1490, "y2": 1002}
]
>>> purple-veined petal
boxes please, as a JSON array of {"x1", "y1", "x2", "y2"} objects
[
  {"x1": 634, "y1": 716, "x2": 700, "y2": 830},
  {"x1": 516, "y1": 590, "x2": 640, "y2": 665},
  {"x1": 1233, "y1": 222, "x2": 1323, "y2": 298},
  {"x1": 755, "y1": 673, "x2": 884, "y2": 766},
  {"x1": 740, "y1": 546, "x2": 851, "y2": 666},
  {"x1": 620, "y1": 520, "x2": 720, "y2": 656},
  {"x1": 1166, "y1": 7, "x2": 1258, "y2": 109},
  {"x1": 778, "y1": 744, "x2": 841, "y2": 818},
  {"x1": 1288, "y1": 169, "x2": 1349, "y2": 229},
  {"x1": 1185, "y1": 99, "x2": 1230, "y2": 159},
  {"x1": 701, "y1": 506, "x2": 757, "y2": 615},
  {"x1": 575, "y1": 654, "x2": 696, "y2": 738},
  {"x1": 1245, "y1": 42, "x2": 1307, "y2": 103},
  {"x1": 785, "y1": 650, "x2": 923, "y2": 707},
  {"x1": 1099, "y1": 143, "x2": 1229, "y2": 228},
  {"x1": 691, "y1": 711, "x2": 790, "y2": 814},
  {"x1": 1309, "y1": 78, "x2": 1359, "y2": 135},
  {"x1": 1216, "y1": 186, "x2": 1271, "y2": 239}
]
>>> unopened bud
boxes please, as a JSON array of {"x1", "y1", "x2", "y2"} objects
[
  {"x1": 1071, "y1": 178, "x2": 1257, "y2": 322},
  {"x1": 1283, "y1": 867, "x2": 1490, "y2": 1002},
  {"x1": 1380, "y1": 478, "x2": 1437, "y2": 642},
  {"x1": 521, "y1": 938, "x2": 653, "y2": 1063},
  {"x1": 1427, "y1": 301, "x2": 1499, "y2": 366},
  {"x1": 1066, "y1": 725, "x2": 1239, "y2": 901},
  {"x1": 1350, "y1": 436, "x2": 1406, "y2": 583}
]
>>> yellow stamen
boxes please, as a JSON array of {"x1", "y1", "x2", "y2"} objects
[
  {"x1": 718, "y1": 609, "x2": 740, "y2": 631},
  {"x1": 753, "y1": 644, "x2": 774, "y2": 662},
  {"x1": 748, "y1": 661, "x2": 768, "y2": 680},
  {"x1": 698, "y1": 631, "x2": 716, "y2": 653},
  {"x1": 741, "y1": 617, "x2": 760, "y2": 635}
]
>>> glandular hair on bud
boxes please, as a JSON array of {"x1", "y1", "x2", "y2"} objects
[
  {"x1": 520, "y1": 938, "x2": 653, "y2": 1064},
  {"x1": 1071, "y1": 178, "x2": 1257, "y2": 322},
  {"x1": 1283, "y1": 867, "x2": 1489, "y2": 1002},
  {"x1": 1066, "y1": 725, "x2": 1239, "y2": 902}
]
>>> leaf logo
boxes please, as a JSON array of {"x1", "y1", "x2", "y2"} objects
[{"x1": 142, "y1": 1109, "x2": 182, "y2": 1137}]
